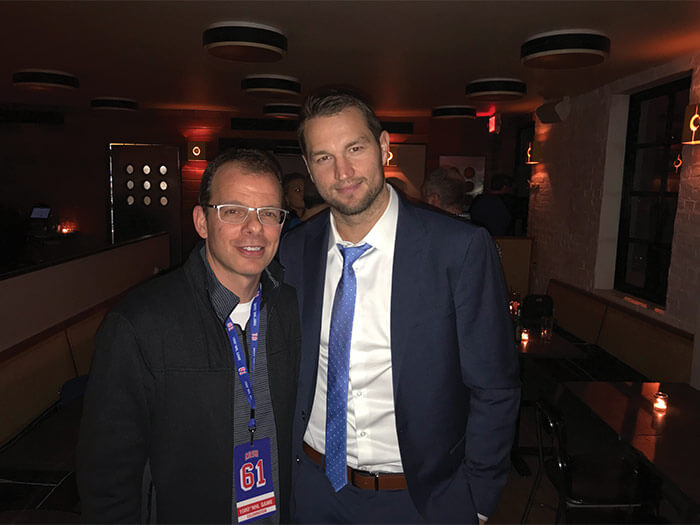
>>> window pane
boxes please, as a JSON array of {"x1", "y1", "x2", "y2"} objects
[
  {"x1": 632, "y1": 147, "x2": 665, "y2": 191},
  {"x1": 624, "y1": 242, "x2": 648, "y2": 288},
  {"x1": 671, "y1": 87, "x2": 690, "y2": 141},
  {"x1": 637, "y1": 95, "x2": 669, "y2": 144},
  {"x1": 629, "y1": 196, "x2": 657, "y2": 241}
]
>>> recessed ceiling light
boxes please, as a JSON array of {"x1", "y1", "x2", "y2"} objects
[
  {"x1": 203, "y1": 21, "x2": 287, "y2": 62},
  {"x1": 432, "y1": 106, "x2": 477, "y2": 119},
  {"x1": 465, "y1": 78, "x2": 526, "y2": 101},
  {"x1": 12, "y1": 69, "x2": 79, "y2": 90},
  {"x1": 264, "y1": 103, "x2": 301, "y2": 118},
  {"x1": 242, "y1": 74, "x2": 301, "y2": 97},
  {"x1": 521, "y1": 29, "x2": 610, "y2": 69},
  {"x1": 90, "y1": 97, "x2": 138, "y2": 111}
]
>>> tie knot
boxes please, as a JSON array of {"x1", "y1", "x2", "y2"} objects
[{"x1": 337, "y1": 243, "x2": 371, "y2": 268}]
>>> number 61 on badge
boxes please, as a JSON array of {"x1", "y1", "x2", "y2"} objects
[{"x1": 234, "y1": 438, "x2": 276, "y2": 522}]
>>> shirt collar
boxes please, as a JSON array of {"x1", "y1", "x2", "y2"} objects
[
  {"x1": 328, "y1": 183, "x2": 399, "y2": 253},
  {"x1": 200, "y1": 245, "x2": 240, "y2": 324}
]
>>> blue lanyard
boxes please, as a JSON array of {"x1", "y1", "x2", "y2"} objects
[{"x1": 225, "y1": 286, "x2": 261, "y2": 443}]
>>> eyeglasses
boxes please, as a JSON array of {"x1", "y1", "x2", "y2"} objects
[{"x1": 205, "y1": 204, "x2": 288, "y2": 226}]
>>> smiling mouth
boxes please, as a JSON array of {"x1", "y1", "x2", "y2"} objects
[
  {"x1": 335, "y1": 180, "x2": 363, "y2": 194},
  {"x1": 237, "y1": 246, "x2": 264, "y2": 257}
]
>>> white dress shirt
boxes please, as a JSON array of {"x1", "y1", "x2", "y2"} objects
[{"x1": 304, "y1": 184, "x2": 403, "y2": 473}]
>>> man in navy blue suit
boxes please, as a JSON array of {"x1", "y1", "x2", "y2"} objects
[{"x1": 279, "y1": 90, "x2": 519, "y2": 524}]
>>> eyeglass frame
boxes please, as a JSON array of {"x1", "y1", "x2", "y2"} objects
[{"x1": 203, "y1": 203, "x2": 289, "y2": 226}]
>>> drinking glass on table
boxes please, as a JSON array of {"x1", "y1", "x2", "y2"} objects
[{"x1": 540, "y1": 316, "x2": 554, "y2": 340}]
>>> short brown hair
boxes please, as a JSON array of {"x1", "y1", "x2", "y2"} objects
[
  {"x1": 297, "y1": 89, "x2": 383, "y2": 157},
  {"x1": 198, "y1": 148, "x2": 282, "y2": 207}
]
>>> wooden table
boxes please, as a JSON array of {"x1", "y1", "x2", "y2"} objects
[{"x1": 565, "y1": 381, "x2": 700, "y2": 520}]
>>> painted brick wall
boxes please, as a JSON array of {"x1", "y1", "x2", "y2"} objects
[
  {"x1": 529, "y1": 87, "x2": 611, "y2": 292},
  {"x1": 529, "y1": 54, "x2": 700, "y2": 332}
]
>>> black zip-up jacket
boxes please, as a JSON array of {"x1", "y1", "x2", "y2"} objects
[{"x1": 78, "y1": 247, "x2": 300, "y2": 523}]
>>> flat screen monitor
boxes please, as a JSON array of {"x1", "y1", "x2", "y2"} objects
[{"x1": 30, "y1": 206, "x2": 51, "y2": 219}]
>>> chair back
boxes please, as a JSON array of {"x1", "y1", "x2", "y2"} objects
[
  {"x1": 522, "y1": 294, "x2": 554, "y2": 320},
  {"x1": 535, "y1": 399, "x2": 571, "y2": 492}
]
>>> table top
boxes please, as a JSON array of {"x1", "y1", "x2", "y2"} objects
[
  {"x1": 518, "y1": 333, "x2": 588, "y2": 360},
  {"x1": 565, "y1": 381, "x2": 700, "y2": 507}
]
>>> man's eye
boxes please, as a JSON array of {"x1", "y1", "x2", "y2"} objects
[
  {"x1": 261, "y1": 209, "x2": 277, "y2": 218},
  {"x1": 223, "y1": 207, "x2": 243, "y2": 216},
  {"x1": 315, "y1": 155, "x2": 330, "y2": 164},
  {"x1": 349, "y1": 145, "x2": 364, "y2": 153}
]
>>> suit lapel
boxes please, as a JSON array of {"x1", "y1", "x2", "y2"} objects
[
  {"x1": 300, "y1": 216, "x2": 330, "y2": 414},
  {"x1": 390, "y1": 198, "x2": 429, "y2": 393}
]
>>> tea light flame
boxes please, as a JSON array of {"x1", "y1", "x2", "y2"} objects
[{"x1": 653, "y1": 392, "x2": 668, "y2": 412}]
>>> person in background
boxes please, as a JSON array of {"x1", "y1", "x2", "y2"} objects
[
  {"x1": 279, "y1": 89, "x2": 519, "y2": 524},
  {"x1": 282, "y1": 172, "x2": 306, "y2": 226},
  {"x1": 78, "y1": 148, "x2": 300, "y2": 523},
  {"x1": 421, "y1": 165, "x2": 469, "y2": 217},
  {"x1": 469, "y1": 173, "x2": 519, "y2": 236}
]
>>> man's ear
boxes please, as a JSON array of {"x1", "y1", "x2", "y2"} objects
[
  {"x1": 379, "y1": 131, "x2": 390, "y2": 165},
  {"x1": 193, "y1": 205, "x2": 208, "y2": 239},
  {"x1": 302, "y1": 156, "x2": 315, "y2": 184},
  {"x1": 426, "y1": 194, "x2": 441, "y2": 208}
]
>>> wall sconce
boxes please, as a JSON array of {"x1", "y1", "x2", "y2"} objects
[
  {"x1": 681, "y1": 103, "x2": 700, "y2": 145},
  {"x1": 525, "y1": 140, "x2": 542, "y2": 165},
  {"x1": 187, "y1": 141, "x2": 207, "y2": 161}
]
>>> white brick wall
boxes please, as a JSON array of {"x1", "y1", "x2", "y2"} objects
[{"x1": 529, "y1": 54, "x2": 700, "y2": 334}]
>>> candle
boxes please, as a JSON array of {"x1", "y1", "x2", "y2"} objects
[
  {"x1": 521, "y1": 329, "x2": 529, "y2": 343},
  {"x1": 653, "y1": 391, "x2": 668, "y2": 412}
]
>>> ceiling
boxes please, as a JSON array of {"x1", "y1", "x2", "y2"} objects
[{"x1": 2, "y1": 1, "x2": 700, "y2": 121}]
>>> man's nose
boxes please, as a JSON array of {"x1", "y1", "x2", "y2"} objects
[
  {"x1": 242, "y1": 209, "x2": 264, "y2": 231},
  {"x1": 334, "y1": 156, "x2": 353, "y2": 180}
]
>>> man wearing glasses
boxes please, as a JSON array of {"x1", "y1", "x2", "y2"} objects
[{"x1": 78, "y1": 149, "x2": 300, "y2": 524}]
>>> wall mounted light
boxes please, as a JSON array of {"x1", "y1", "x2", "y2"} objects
[
  {"x1": 187, "y1": 141, "x2": 207, "y2": 161},
  {"x1": 681, "y1": 103, "x2": 700, "y2": 144},
  {"x1": 525, "y1": 140, "x2": 542, "y2": 165}
]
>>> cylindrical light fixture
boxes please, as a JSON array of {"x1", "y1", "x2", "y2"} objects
[
  {"x1": 264, "y1": 103, "x2": 301, "y2": 118},
  {"x1": 432, "y1": 106, "x2": 477, "y2": 119},
  {"x1": 12, "y1": 69, "x2": 79, "y2": 90},
  {"x1": 521, "y1": 29, "x2": 610, "y2": 69},
  {"x1": 242, "y1": 74, "x2": 301, "y2": 97},
  {"x1": 203, "y1": 22, "x2": 287, "y2": 62},
  {"x1": 91, "y1": 97, "x2": 138, "y2": 111},
  {"x1": 466, "y1": 78, "x2": 526, "y2": 101}
]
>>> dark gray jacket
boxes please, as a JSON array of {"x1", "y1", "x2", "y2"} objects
[{"x1": 78, "y1": 247, "x2": 300, "y2": 523}]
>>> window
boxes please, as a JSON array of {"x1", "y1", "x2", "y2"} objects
[{"x1": 615, "y1": 76, "x2": 690, "y2": 305}]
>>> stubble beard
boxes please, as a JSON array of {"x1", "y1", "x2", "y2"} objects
[{"x1": 322, "y1": 167, "x2": 386, "y2": 217}]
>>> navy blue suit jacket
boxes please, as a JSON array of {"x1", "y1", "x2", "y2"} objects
[{"x1": 279, "y1": 193, "x2": 520, "y2": 522}]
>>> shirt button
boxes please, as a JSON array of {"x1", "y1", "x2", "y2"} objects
[
  {"x1": 360, "y1": 431, "x2": 367, "y2": 438},
  {"x1": 355, "y1": 391, "x2": 362, "y2": 398}
]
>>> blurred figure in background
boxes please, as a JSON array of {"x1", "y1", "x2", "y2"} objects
[
  {"x1": 469, "y1": 173, "x2": 519, "y2": 236},
  {"x1": 282, "y1": 172, "x2": 306, "y2": 234},
  {"x1": 421, "y1": 165, "x2": 469, "y2": 218}
]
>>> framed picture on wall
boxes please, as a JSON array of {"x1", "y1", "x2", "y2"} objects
[{"x1": 438, "y1": 155, "x2": 485, "y2": 196}]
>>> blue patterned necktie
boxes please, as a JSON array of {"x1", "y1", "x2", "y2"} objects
[{"x1": 325, "y1": 242, "x2": 372, "y2": 491}]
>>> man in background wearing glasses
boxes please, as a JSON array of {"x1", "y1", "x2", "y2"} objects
[{"x1": 78, "y1": 149, "x2": 300, "y2": 524}]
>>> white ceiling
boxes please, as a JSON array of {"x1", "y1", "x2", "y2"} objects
[{"x1": 2, "y1": 1, "x2": 700, "y2": 120}]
